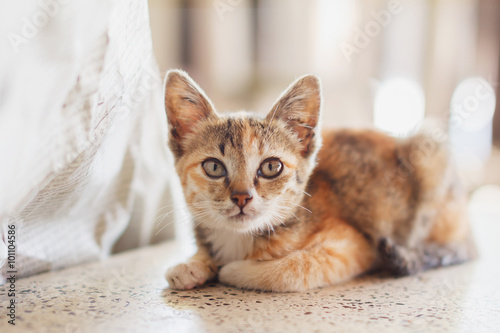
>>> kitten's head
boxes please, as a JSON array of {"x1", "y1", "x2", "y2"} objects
[{"x1": 164, "y1": 70, "x2": 322, "y2": 234}]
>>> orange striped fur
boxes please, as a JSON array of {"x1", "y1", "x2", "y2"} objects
[{"x1": 164, "y1": 70, "x2": 476, "y2": 292}]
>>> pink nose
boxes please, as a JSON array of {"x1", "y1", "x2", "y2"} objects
[{"x1": 231, "y1": 191, "x2": 253, "y2": 209}]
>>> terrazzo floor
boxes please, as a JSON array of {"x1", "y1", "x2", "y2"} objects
[{"x1": 1, "y1": 203, "x2": 499, "y2": 332}]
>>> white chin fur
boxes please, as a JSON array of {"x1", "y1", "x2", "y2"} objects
[
  {"x1": 204, "y1": 212, "x2": 280, "y2": 264},
  {"x1": 205, "y1": 228, "x2": 254, "y2": 265},
  {"x1": 222, "y1": 215, "x2": 270, "y2": 234},
  {"x1": 198, "y1": 208, "x2": 282, "y2": 265}
]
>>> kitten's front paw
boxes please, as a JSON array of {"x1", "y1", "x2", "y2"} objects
[
  {"x1": 219, "y1": 260, "x2": 261, "y2": 290},
  {"x1": 166, "y1": 261, "x2": 213, "y2": 290}
]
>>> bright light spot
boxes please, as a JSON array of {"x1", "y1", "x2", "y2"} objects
[
  {"x1": 374, "y1": 78, "x2": 425, "y2": 137},
  {"x1": 450, "y1": 77, "x2": 496, "y2": 132},
  {"x1": 448, "y1": 77, "x2": 496, "y2": 189}
]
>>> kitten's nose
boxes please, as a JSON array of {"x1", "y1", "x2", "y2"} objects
[{"x1": 231, "y1": 191, "x2": 253, "y2": 209}]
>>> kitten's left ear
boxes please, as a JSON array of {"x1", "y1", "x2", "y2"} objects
[{"x1": 266, "y1": 75, "x2": 322, "y2": 157}]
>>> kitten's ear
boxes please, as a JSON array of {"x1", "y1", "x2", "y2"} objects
[
  {"x1": 266, "y1": 75, "x2": 322, "y2": 157},
  {"x1": 164, "y1": 70, "x2": 216, "y2": 144}
]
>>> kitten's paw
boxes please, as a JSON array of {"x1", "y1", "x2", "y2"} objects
[
  {"x1": 219, "y1": 260, "x2": 260, "y2": 290},
  {"x1": 166, "y1": 261, "x2": 213, "y2": 290}
]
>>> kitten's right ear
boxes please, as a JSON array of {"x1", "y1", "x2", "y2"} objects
[{"x1": 164, "y1": 70, "x2": 216, "y2": 147}]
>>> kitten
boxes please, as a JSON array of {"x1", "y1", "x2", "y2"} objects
[{"x1": 164, "y1": 70, "x2": 476, "y2": 292}]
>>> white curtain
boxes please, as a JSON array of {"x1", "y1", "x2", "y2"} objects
[{"x1": 0, "y1": 0, "x2": 184, "y2": 283}]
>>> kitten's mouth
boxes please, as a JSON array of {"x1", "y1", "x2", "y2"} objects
[{"x1": 229, "y1": 212, "x2": 253, "y2": 222}]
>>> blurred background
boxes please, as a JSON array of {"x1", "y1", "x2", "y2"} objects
[{"x1": 149, "y1": 0, "x2": 500, "y2": 189}]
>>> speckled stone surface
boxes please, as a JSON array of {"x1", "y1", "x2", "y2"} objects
[{"x1": 1, "y1": 208, "x2": 499, "y2": 333}]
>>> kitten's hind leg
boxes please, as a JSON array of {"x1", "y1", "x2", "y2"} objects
[{"x1": 378, "y1": 236, "x2": 477, "y2": 277}]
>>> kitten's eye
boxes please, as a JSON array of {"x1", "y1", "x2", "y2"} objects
[
  {"x1": 259, "y1": 158, "x2": 283, "y2": 179},
  {"x1": 202, "y1": 158, "x2": 227, "y2": 178}
]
